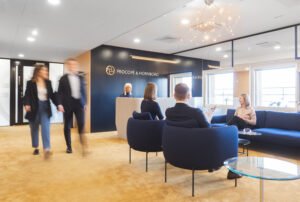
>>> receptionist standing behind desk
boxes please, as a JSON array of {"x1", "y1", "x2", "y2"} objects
[
  {"x1": 141, "y1": 82, "x2": 164, "y2": 120},
  {"x1": 120, "y1": 83, "x2": 133, "y2": 97}
]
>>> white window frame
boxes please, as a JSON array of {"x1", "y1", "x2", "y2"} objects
[
  {"x1": 202, "y1": 68, "x2": 234, "y2": 107},
  {"x1": 169, "y1": 72, "x2": 192, "y2": 97},
  {"x1": 250, "y1": 62, "x2": 299, "y2": 111}
]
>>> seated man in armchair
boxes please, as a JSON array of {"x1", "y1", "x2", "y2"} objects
[{"x1": 165, "y1": 83, "x2": 241, "y2": 180}]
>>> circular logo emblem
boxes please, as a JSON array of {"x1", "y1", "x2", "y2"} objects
[{"x1": 106, "y1": 65, "x2": 116, "y2": 76}]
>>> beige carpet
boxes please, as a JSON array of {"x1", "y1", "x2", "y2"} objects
[{"x1": 0, "y1": 125, "x2": 300, "y2": 202}]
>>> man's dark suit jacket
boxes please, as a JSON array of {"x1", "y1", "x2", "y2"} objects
[
  {"x1": 57, "y1": 74, "x2": 86, "y2": 112},
  {"x1": 165, "y1": 103, "x2": 210, "y2": 128},
  {"x1": 23, "y1": 80, "x2": 56, "y2": 121}
]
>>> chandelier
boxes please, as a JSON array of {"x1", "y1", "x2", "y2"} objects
[{"x1": 181, "y1": 0, "x2": 240, "y2": 44}]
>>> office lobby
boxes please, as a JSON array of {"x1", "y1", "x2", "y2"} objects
[{"x1": 1, "y1": 0, "x2": 300, "y2": 201}]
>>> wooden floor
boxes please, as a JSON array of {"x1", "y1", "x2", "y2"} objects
[{"x1": 0, "y1": 125, "x2": 299, "y2": 202}]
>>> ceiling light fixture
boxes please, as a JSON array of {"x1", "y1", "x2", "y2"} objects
[
  {"x1": 204, "y1": 35, "x2": 210, "y2": 41},
  {"x1": 184, "y1": 2, "x2": 240, "y2": 44},
  {"x1": 130, "y1": 55, "x2": 180, "y2": 64},
  {"x1": 274, "y1": 45, "x2": 281, "y2": 50},
  {"x1": 48, "y1": 0, "x2": 61, "y2": 6},
  {"x1": 223, "y1": 54, "x2": 229, "y2": 58},
  {"x1": 32, "y1": 29, "x2": 38, "y2": 36},
  {"x1": 216, "y1": 47, "x2": 222, "y2": 52},
  {"x1": 133, "y1": 38, "x2": 141, "y2": 44},
  {"x1": 18, "y1": 54, "x2": 24, "y2": 58},
  {"x1": 27, "y1": 37, "x2": 36, "y2": 42},
  {"x1": 181, "y1": 18, "x2": 190, "y2": 25},
  {"x1": 204, "y1": 0, "x2": 214, "y2": 6}
]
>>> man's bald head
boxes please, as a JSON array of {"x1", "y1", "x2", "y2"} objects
[{"x1": 174, "y1": 83, "x2": 191, "y2": 101}]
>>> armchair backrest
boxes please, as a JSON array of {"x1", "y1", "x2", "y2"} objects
[
  {"x1": 127, "y1": 118, "x2": 165, "y2": 152},
  {"x1": 162, "y1": 125, "x2": 238, "y2": 170}
]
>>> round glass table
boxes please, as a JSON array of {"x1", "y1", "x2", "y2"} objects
[{"x1": 224, "y1": 157, "x2": 300, "y2": 202}]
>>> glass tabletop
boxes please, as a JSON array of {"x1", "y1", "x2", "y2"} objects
[
  {"x1": 238, "y1": 131, "x2": 262, "y2": 136},
  {"x1": 224, "y1": 157, "x2": 300, "y2": 181}
]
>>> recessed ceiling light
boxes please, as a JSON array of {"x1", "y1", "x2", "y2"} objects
[
  {"x1": 48, "y1": 0, "x2": 61, "y2": 6},
  {"x1": 216, "y1": 47, "x2": 222, "y2": 52},
  {"x1": 204, "y1": 35, "x2": 210, "y2": 41},
  {"x1": 133, "y1": 38, "x2": 141, "y2": 44},
  {"x1": 32, "y1": 29, "x2": 38, "y2": 36},
  {"x1": 27, "y1": 37, "x2": 36, "y2": 42},
  {"x1": 18, "y1": 54, "x2": 24, "y2": 58},
  {"x1": 274, "y1": 45, "x2": 281, "y2": 50},
  {"x1": 181, "y1": 19, "x2": 190, "y2": 25},
  {"x1": 223, "y1": 54, "x2": 229, "y2": 58}
]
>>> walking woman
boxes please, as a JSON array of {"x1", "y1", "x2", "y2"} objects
[{"x1": 23, "y1": 64, "x2": 57, "y2": 159}]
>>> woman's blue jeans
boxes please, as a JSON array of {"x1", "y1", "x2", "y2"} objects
[{"x1": 29, "y1": 101, "x2": 51, "y2": 150}]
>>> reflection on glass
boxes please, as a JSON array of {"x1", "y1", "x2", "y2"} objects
[
  {"x1": 234, "y1": 28, "x2": 294, "y2": 65},
  {"x1": 178, "y1": 42, "x2": 232, "y2": 67},
  {"x1": 208, "y1": 72, "x2": 233, "y2": 105},
  {"x1": 263, "y1": 158, "x2": 298, "y2": 176}
]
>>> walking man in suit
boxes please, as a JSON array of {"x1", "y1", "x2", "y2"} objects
[{"x1": 57, "y1": 58, "x2": 87, "y2": 154}]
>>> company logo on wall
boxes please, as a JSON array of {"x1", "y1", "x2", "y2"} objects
[
  {"x1": 105, "y1": 65, "x2": 159, "y2": 77},
  {"x1": 105, "y1": 65, "x2": 116, "y2": 76}
]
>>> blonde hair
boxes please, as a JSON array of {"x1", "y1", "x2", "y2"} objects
[
  {"x1": 144, "y1": 82, "x2": 157, "y2": 101},
  {"x1": 240, "y1": 94, "x2": 250, "y2": 107}
]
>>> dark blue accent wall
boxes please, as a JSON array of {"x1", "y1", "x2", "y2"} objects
[{"x1": 91, "y1": 45, "x2": 219, "y2": 132}]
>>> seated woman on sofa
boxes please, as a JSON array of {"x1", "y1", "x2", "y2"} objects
[
  {"x1": 228, "y1": 94, "x2": 256, "y2": 130},
  {"x1": 141, "y1": 82, "x2": 164, "y2": 120}
]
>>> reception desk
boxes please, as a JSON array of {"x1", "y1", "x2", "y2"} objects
[{"x1": 115, "y1": 97, "x2": 203, "y2": 139}]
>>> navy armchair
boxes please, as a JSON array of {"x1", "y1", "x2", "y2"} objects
[
  {"x1": 162, "y1": 122, "x2": 238, "y2": 196},
  {"x1": 127, "y1": 117, "x2": 165, "y2": 172}
]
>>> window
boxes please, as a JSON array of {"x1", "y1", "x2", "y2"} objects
[
  {"x1": 207, "y1": 72, "x2": 233, "y2": 105},
  {"x1": 169, "y1": 72, "x2": 192, "y2": 97},
  {"x1": 254, "y1": 65, "x2": 297, "y2": 108}
]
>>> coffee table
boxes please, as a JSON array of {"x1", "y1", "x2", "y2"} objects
[
  {"x1": 238, "y1": 131, "x2": 262, "y2": 156},
  {"x1": 224, "y1": 157, "x2": 300, "y2": 202}
]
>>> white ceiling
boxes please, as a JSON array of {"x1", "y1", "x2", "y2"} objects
[
  {"x1": 0, "y1": 0, "x2": 299, "y2": 63},
  {"x1": 0, "y1": 0, "x2": 190, "y2": 62},
  {"x1": 107, "y1": 0, "x2": 300, "y2": 56}
]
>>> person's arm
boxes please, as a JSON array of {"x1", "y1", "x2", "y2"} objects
[
  {"x1": 23, "y1": 81, "x2": 31, "y2": 112},
  {"x1": 48, "y1": 81, "x2": 57, "y2": 106},
  {"x1": 57, "y1": 77, "x2": 64, "y2": 112},
  {"x1": 195, "y1": 108, "x2": 210, "y2": 128},
  {"x1": 154, "y1": 102, "x2": 164, "y2": 120},
  {"x1": 80, "y1": 76, "x2": 87, "y2": 106},
  {"x1": 246, "y1": 108, "x2": 257, "y2": 125}
]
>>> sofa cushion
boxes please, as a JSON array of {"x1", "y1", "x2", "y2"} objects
[
  {"x1": 132, "y1": 111, "x2": 153, "y2": 120},
  {"x1": 254, "y1": 110, "x2": 266, "y2": 128},
  {"x1": 254, "y1": 128, "x2": 300, "y2": 146},
  {"x1": 265, "y1": 111, "x2": 300, "y2": 131}
]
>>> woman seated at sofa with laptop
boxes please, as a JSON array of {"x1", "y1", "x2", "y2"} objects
[
  {"x1": 140, "y1": 82, "x2": 164, "y2": 120},
  {"x1": 228, "y1": 94, "x2": 257, "y2": 130}
]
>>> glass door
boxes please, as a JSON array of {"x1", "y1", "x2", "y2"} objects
[{"x1": 0, "y1": 59, "x2": 10, "y2": 126}]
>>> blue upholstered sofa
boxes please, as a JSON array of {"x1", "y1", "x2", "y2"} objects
[{"x1": 211, "y1": 109, "x2": 300, "y2": 147}]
